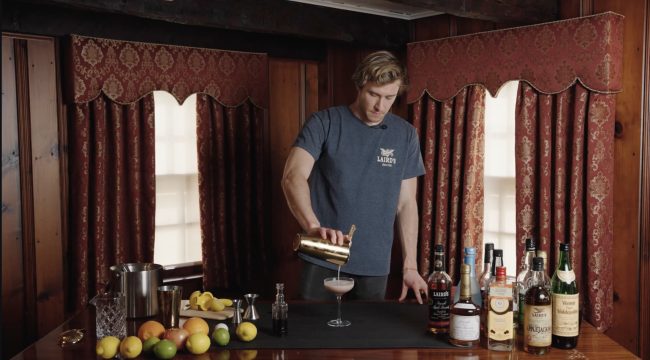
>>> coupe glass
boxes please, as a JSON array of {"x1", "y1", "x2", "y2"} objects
[{"x1": 323, "y1": 277, "x2": 355, "y2": 327}]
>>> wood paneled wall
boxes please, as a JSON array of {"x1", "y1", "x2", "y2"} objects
[{"x1": 1, "y1": 34, "x2": 65, "y2": 358}]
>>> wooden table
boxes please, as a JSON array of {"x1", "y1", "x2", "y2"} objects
[{"x1": 11, "y1": 305, "x2": 639, "y2": 359}]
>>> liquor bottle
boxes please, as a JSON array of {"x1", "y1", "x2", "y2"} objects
[
  {"x1": 449, "y1": 263, "x2": 480, "y2": 347},
  {"x1": 487, "y1": 266, "x2": 514, "y2": 351},
  {"x1": 427, "y1": 244, "x2": 453, "y2": 334},
  {"x1": 491, "y1": 249, "x2": 504, "y2": 275},
  {"x1": 516, "y1": 238, "x2": 536, "y2": 331},
  {"x1": 551, "y1": 243, "x2": 579, "y2": 349},
  {"x1": 478, "y1": 242, "x2": 494, "y2": 346},
  {"x1": 272, "y1": 283, "x2": 288, "y2": 336},
  {"x1": 453, "y1": 247, "x2": 482, "y2": 308},
  {"x1": 537, "y1": 250, "x2": 552, "y2": 289},
  {"x1": 524, "y1": 257, "x2": 552, "y2": 355},
  {"x1": 479, "y1": 243, "x2": 495, "y2": 302}
]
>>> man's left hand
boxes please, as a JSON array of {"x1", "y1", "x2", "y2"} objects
[{"x1": 398, "y1": 270, "x2": 428, "y2": 304}]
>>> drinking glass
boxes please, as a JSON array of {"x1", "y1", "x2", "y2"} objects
[
  {"x1": 90, "y1": 292, "x2": 127, "y2": 339},
  {"x1": 323, "y1": 277, "x2": 355, "y2": 327}
]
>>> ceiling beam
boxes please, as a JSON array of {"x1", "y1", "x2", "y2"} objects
[
  {"x1": 387, "y1": 0, "x2": 558, "y2": 24},
  {"x1": 9, "y1": 0, "x2": 410, "y2": 49}
]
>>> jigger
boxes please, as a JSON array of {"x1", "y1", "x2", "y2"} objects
[
  {"x1": 243, "y1": 293, "x2": 259, "y2": 321},
  {"x1": 232, "y1": 299, "x2": 243, "y2": 327}
]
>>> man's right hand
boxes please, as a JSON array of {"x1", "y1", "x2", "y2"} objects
[{"x1": 307, "y1": 227, "x2": 348, "y2": 246}]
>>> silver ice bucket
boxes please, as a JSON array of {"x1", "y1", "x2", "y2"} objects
[{"x1": 110, "y1": 263, "x2": 162, "y2": 318}]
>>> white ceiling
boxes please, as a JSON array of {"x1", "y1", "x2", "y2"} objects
[{"x1": 287, "y1": 0, "x2": 443, "y2": 20}]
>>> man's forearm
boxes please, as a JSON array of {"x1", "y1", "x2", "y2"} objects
[
  {"x1": 397, "y1": 200, "x2": 420, "y2": 271},
  {"x1": 282, "y1": 174, "x2": 320, "y2": 232}
]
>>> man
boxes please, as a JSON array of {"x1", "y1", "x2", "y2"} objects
[{"x1": 282, "y1": 51, "x2": 428, "y2": 303}]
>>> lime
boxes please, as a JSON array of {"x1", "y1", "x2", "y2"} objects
[
  {"x1": 142, "y1": 336, "x2": 160, "y2": 353},
  {"x1": 153, "y1": 339, "x2": 177, "y2": 359},
  {"x1": 212, "y1": 328, "x2": 230, "y2": 346}
]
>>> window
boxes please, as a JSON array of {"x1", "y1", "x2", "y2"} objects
[
  {"x1": 153, "y1": 91, "x2": 202, "y2": 266},
  {"x1": 483, "y1": 81, "x2": 518, "y2": 276}
]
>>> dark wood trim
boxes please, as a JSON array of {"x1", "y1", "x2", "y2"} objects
[
  {"x1": 54, "y1": 36, "x2": 70, "y2": 318},
  {"x1": 388, "y1": 0, "x2": 557, "y2": 24},
  {"x1": 581, "y1": 0, "x2": 595, "y2": 15},
  {"x1": 639, "y1": 1, "x2": 650, "y2": 358},
  {"x1": 14, "y1": 38, "x2": 38, "y2": 344}
]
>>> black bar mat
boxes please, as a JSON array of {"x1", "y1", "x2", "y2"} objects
[{"x1": 209, "y1": 302, "x2": 455, "y2": 350}]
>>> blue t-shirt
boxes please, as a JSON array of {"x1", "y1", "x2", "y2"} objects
[{"x1": 294, "y1": 106, "x2": 425, "y2": 276}]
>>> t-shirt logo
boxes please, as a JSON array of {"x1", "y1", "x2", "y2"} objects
[{"x1": 377, "y1": 148, "x2": 397, "y2": 167}]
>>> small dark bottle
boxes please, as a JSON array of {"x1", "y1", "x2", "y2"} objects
[{"x1": 272, "y1": 283, "x2": 288, "y2": 336}]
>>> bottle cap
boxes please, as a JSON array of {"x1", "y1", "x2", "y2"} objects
[
  {"x1": 525, "y1": 238, "x2": 536, "y2": 251},
  {"x1": 494, "y1": 249, "x2": 503, "y2": 257},
  {"x1": 559, "y1": 243, "x2": 570, "y2": 251},
  {"x1": 464, "y1": 247, "x2": 476, "y2": 255},
  {"x1": 496, "y1": 266, "x2": 506, "y2": 277},
  {"x1": 532, "y1": 257, "x2": 544, "y2": 271},
  {"x1": 276, "y1": 283, "x2": 284, "y2": 290},
  {"x1": 484, "y1": 243, "x2": 494, "y2": 261},
  {"x1": 434, "y1": 244, "x2": 444, "y2": 253}
]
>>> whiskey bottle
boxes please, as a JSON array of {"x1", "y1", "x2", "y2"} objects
[
  {"x1": 427, "y1": 244, "x2": 452, "y2": 335},
  {"x1": 551, "y1": 243, "x2": 579, "y2": 349},
  {"x1": 479, "y1": 242, "x2": 494, "y2": 302},
  {"x1": 453, "y1": 247, "x2": 482, "y2": 308},
  {"x1": 537, "y1": 250, "x2": 552, "y2": 289},
  {"x1": 516, "y1": 238, "x2": 536, "y2": 331},
  {"x1": 524, "y1": 257, "x2": 552, "y2": 355},
  {"x1": 272, "y1": 283, "x2": 288, "y2": 336},
  {"x1": 479, "y1": 242, "x2": 494, "y2": 346},
  {"x1": 487, "y1": 266, "x2": 514, "y2": 351},
  {"x1": 491, "y1": 249, "x2": 504, "y2": 275},
  {"x1": 449, "y1": 263, "x2": 480, "y2": 348}
]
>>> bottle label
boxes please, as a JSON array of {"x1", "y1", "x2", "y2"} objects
[
  {"x1": 488, "y1": 307, "x2": 514, "y2": 341},
  {"x1": 552, "y1": 293, "x2": 579, "y2": 336},
  {"x1": 450, "y1": 314, "x2": 480, "y2": 341},
  {"x1": 556, "y1": 270, "x2": 576, "y2": 283},
  {"x1": 429, "y1": 290, "x2": 450, "y2": 321},
  {"x1": 524, "y1": 305, "x2": 552, "y2": 346}
]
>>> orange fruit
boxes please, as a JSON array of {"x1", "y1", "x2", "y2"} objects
[
  {"x1": 137, "y1": 320, "x2": 165, "y2": 341},
  {"x1": 183, "y1": 317, "x2": 210, "y2": 335}
]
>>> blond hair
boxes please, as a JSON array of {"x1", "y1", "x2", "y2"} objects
[{"x1": 351, "y1": 51, "x2": 408, "y2": 92}]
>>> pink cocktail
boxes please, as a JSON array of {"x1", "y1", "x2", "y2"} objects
[{"x1": 323, "y1": 277, "x2": 355, "y2": 327}]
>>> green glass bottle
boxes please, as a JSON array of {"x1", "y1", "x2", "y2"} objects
[{"x1": 551, "y1": 243, "x2": 579, "y2": 349}]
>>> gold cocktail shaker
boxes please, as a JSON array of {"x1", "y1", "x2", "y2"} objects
[{"x1": 293, "y1": 225, "x2": 356, "y2": 265}]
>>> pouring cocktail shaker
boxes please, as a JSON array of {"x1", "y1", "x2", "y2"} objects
[{"x1": 293, "y1": 225, "x2": 356, "y2": 265}]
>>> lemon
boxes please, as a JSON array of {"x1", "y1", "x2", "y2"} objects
[
  {"x1": 119, "y1": 336, "x2": 142, "y2": 359},
  {"x1": 216, "y1": 298, "x2": 233, "y2": 307},
  {"x1": 197, "y1": 293, "x2": 213, "y2": 311},
  {"x1": 189, "y1": 291, "x2": 202, "y2": 310},
  {"x1": 209, "y1": 298, "x2": 226, "y2": 311},
  {"x1": 202, "y1": 291, "x2": 214, "y2": 298},
  {"x1": 186, "y1": 333, "x2": 211, "y2": 355},
  {"x1": 236, "y1": 322, "x2": 257, "y2": 342},
  {"x1": 189, "y1": 290, "x2": 202, "y2": 301},
  {"x1": 96, "y1": 336, "x2": 120, "y2": 359}
]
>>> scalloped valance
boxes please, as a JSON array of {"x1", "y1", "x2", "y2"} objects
[
  {"x1": 67, "y1": 35, "x2": 269, "y2": 108},
  {"x1": 407, "y1": 12, "x2": 624, "y2": 102}
]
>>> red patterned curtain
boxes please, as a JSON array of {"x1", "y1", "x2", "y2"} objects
[
  {"x1": 68, "y1": 94, "x2": 156, "y2": 309},
  {"x1": 515, "y1": 82, "x2": 615, "y2": 330},
  {"x1": 66, "y1": 35, "x2": 269, "y2": 310},
  {"x1": 196, "y1": 95, "x2": 268, "y2": 291},
  {"x1": 410, "y1": 86, "x2": 485, "y2": 281},
  {"x1": 407, "y1": 12, "x2": 622, "y2": 330}
]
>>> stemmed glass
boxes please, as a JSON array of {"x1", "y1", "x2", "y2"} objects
[{"x1": 323, "y1": 277, "x2": 355, "y2": 327}]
